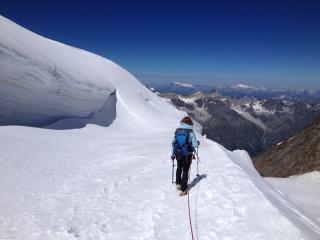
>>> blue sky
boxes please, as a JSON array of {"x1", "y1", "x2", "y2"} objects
[{"x1": 2, "y1": 0, "x2": 320, "y2": 89}]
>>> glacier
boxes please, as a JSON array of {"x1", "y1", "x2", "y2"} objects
[{"x1": 0, "y1": 15, "x2": 320, "y2": 239}]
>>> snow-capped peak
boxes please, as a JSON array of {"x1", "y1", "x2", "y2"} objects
[
  {"x1": 172, "y1": 81, "x2": 195, "y2": 88},
  {"x1": 232, "y1": 83, "x2": 256, "y2": 89}
]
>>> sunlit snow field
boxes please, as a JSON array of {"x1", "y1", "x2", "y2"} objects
[
  {"x1": 268, "y1": 172, "x2": 320, "y2": 225},
  {"x1": 1, "y1": 15, "x2": 320, "y2": 240}
]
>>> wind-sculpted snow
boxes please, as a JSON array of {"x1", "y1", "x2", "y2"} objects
[{"x1": 0, "y1": 16, "x2": 180, "y2": 128}]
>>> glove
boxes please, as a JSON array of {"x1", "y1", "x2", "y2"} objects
[
  {"x1": 197, "y1": 140, "x2": 200, "y2": 146},
  {"x1": 171, "y1": 155, "x2": 175, "y2": 160},
  {"x1": 192, "y1": 154, "x2": 196, "y2": 160}
]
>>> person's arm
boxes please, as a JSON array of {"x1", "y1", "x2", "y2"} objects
[
  {"x1": 171, "y1": 136, "x2": 176, "y2": 158},
  {"x1": 190, "y1": 131, "x2": 198, "y2": 151}
]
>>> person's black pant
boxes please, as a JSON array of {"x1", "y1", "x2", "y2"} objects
[{"x1": 176, "y1": 154, "x2": 192, "y2": 192}]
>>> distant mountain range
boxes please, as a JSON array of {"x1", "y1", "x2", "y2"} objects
[
  {"x1": 149, "y1": 82, "x2": 320, "y2": 101},
  {"x1": 254, "y1": 116, "x2": 320, "y2": 177},
  {"x1": 150, "y1": 82, "x2": 320, "y2": 157},
  {"x1": 149, "y1": 82, "x2": 215, "y2": 96}
]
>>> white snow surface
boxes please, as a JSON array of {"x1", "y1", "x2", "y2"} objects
[
  {"x1": 1, "y1": 16, "x2": 320, "y2": 240},
  {"x1": 230, "y1": 106, "x2": 267, "y2": 130},
  {"x1": 252, "y1": 101, "x2": 275, "y2": 115},
  {"x1": 267, "y1": 172, "x2": 320, "y2": 225},
  {"x1": 2, "y1": 126, "x2": 320, "y2": 240},
  {"x1": 0, "y1": 16, "x2": 179, "y2": 128}
]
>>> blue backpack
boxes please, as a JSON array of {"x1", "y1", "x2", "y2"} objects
[{"x1": 173, "y1": 128, "x2": 193, "y2": 157}]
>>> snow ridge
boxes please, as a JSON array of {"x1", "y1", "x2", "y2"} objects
[{"x1": 0, "y1": 15, "x2": 181, "y2": 129}]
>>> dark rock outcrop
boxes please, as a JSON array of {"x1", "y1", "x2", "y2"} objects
[{"x1": 254, "y1": 116, "x2": 320, "y2": 177}]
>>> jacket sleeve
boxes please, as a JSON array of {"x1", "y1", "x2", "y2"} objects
[
  {"x1": 190, "y1": 131, "x2": 198, "y2": 151},
  {"x1": 171, "y1": 136, "x2": 176, "y2": 156}
]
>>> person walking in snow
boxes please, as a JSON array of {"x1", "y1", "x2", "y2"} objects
[{"x1": 171, "y1": 116, "x2": 199, "y2": 196}]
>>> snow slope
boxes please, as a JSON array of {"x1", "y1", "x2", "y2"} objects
[
  {"x1": 0, "y1": 16, "x2": 180, "y2": 128},
  {"x1": 1, "y1": 126, "x2": 320, "y2": 240},
  {"x1": 230, "y1": 106, "x2": 268, "y2": 130},
  {"x1": 1, "y1": 16, "x2": 320, "y2": 240},
  {"x1": 267, "y1": 172, "x2": 320, "y2": 225}
]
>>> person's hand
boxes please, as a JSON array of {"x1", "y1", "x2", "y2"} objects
[
  {"x1": 197, "y1": 140, "x2": 200, "y2": 146},
  {"x1": 192, "y1": 154, "x2": 196, "y2": 160},
  {"x1": 171, "y1": 155, "x2": 175, "y2": 160}
]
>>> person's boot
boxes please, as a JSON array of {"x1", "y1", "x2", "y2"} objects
[{"x1": 179, "y1": 190, "x2": 188, "y2": 196}]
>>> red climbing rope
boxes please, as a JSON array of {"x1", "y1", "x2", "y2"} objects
[{"x1": 187, "y1": 169, "x2": 195, "y2": 240}]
